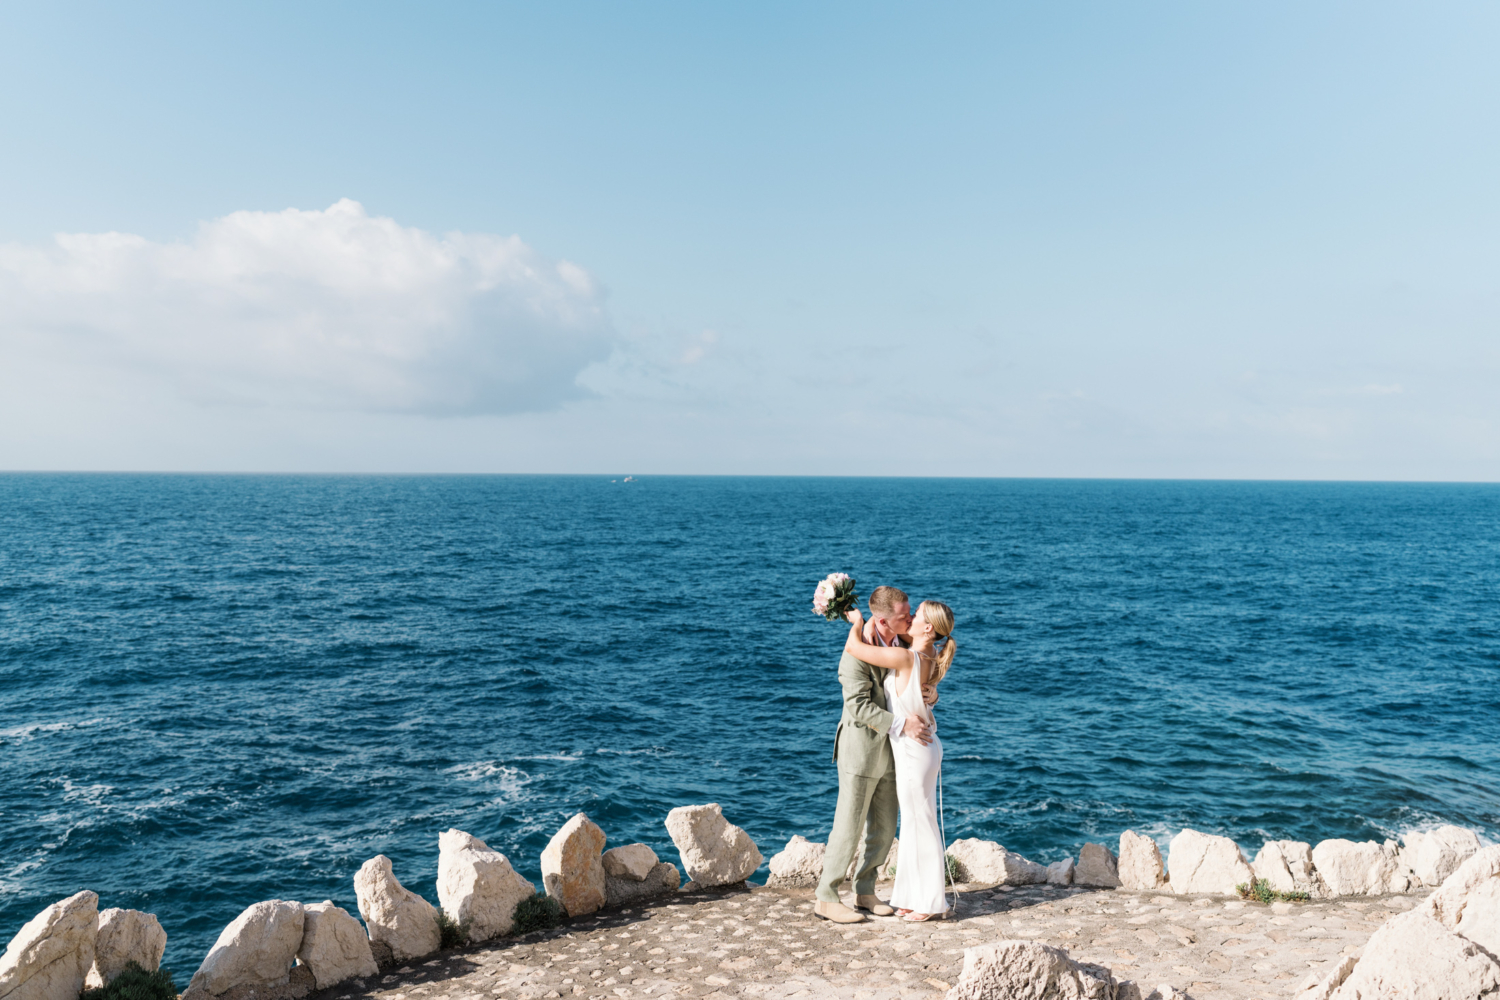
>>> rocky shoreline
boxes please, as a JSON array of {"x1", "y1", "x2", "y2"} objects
[
  {"x1": 2, "y1": 805, "x2": 1496, "y2": 1000},
  {"x1": 764, "y1": 824, "x2": 1486, "y2": 901}
]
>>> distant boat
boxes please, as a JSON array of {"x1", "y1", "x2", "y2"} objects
[{"x1": 622, "y1": 476, "x2": 635, "y2": 482}]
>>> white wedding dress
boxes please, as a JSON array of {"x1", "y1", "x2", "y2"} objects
[{"x1": 885, "y1": 651, "x2": 947, "y2": 916}]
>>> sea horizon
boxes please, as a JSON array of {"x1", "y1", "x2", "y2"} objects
[{"x1": 7, "y1": 471, "x2": 1500, "y2": 484}]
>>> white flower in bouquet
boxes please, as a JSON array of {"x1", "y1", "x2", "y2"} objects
[{"x1": 811, "y1": 572, "x2": 859, "y2": 622}]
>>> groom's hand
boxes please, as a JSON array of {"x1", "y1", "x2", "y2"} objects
[
  {"x1": 921, "y1": 684, "x2": 940, "y2": 707},
  {"x1": 902, "y1": 716, "x2": 933, "y2": 745}
]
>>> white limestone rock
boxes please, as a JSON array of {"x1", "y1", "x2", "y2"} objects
[
  {"x1": 353, "y1": 855, "x2": 440, "y2": 962},
  {"x1": 1047, "y1": 858, "x2": 1075, "y2": 885},
  {"x1": 765, "y1": 834, "x2": 896, "y2": 888},
  {"x1": 944, "y1": 939, "x2": 1116, "y2": 1000},
  {"x1": 1167, "y1": 829, "x2": 1253, "y2": 895},
  {"x1": 1075, "y1": 843, "x2": 1122, "y2": 888},
  {"x1": 0, "y1": 891, "x2": 99, "y2": 1000},
  {"x1": 1424, "y1": 844, "x2": 1500, "y2": 926},
  {"x1": 766, "y1": 836, "x2": 825, "y2": 888},
  {"x1": 604, "y1": 862, "x2": 681, "y2": 909},
  {"x1": 946, "y1": 839, "x2": 1048, "y2": 886},
  {"x1": 86, "y1": 908, "x2": 166, "y2": 988},
  {"x1": 1253, "y1": 840, "x2": 1327, "y2": 898},
  {"x1": 1312, "y1": 838, "x2": 1412, "y2": 896},
  {"x1": 847, "y1": 836, "x2": 898, "y2": 882},
  {"x1": 1144, "y1": 987, "x2": 1187, "y2": 1000},
  {"x1": 1118, "y1": 831, "x2": 1167, "y2": 890},
  {"x1": 1295, "y1": 953, "x2": 1359, "y2": 1000},
  {"x1": 664, "y1": 804, "x2": 763, "y2": 887},
  {"x1": 1400, "y1": 825, "x2": 1482, "y2": 888},
  {"x1": 437, "y1": 829, "x2": 536, "y2": 941},
  {"x1": 187, "y1": 899, "x2": 304, "y2": 997},
  {"x1": 601, "y1": 844, "x2": 658, "y2": 882},
  {"x1": 1328, "y1": 908, "x2": 1499, "y2": 999},
  {"x1": 1294, "y1": 844, "x2": 1500, "y2": 999},
  {"x1": 1122, "y1": 987, "x2": 1187, "y2": 1000},
  {"x1": 296, "y1": 901, "x2": 377, "y2": 990},
  {"x1": 1428, "y1": 844, "x2": 1500, "y2": 956},
  {"x1": 540, "y1": 814, "x2": 607, "y2": 918},
  {"x1": 1455, "y1": 878, "x2": 1500, "y2": 969}
]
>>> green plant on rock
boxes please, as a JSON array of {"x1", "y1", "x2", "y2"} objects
[
  {"x1": 434, "y1": 909, "x2": 470, "y2": 949},
  {"x1": 1235, "y1": 877, "x2": 1310, "y2": 904},
  {"x1": 944, "y1": 853, "x2": 960, "y2": 883},
  {"x1": 511, "y1": 892, "x2": 566, "y2": 935},
  {"x1": 79, "y1": 963, "x2": 177, "y2": 1000}
]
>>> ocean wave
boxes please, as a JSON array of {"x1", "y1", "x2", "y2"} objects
[
  {"x1": 1381, "y1": 814, "x2": 1497, "y2": 848},
  {"x1": 440, "y1": 762, "x2": 534, "y2": 800},
  {"x1": 0, "y1": 718, "x2": 107, "y2": 743},
  {"x1": 61, "y1": 781, "x2": 114, "y2": 807},
  {"x1": 2, "y1": 856, "x2": 46, "y2": 886}
]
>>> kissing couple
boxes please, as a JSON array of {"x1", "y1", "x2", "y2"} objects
[{"x1": 815, "y1": 585, "x2": 957, "y2": 923}]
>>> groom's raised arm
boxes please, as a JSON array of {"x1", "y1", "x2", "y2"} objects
[{"x1": 837, "y1": 651, "x2": 894, "y2": 735}]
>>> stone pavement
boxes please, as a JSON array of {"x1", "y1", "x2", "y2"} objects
[{"x1": 314, "y1": 881, "x2": 1422, "y2": 1000}]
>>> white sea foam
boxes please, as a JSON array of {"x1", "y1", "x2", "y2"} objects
[
  {"x1": 1123, "y1": 820, "x2": 1187, "y2": 854},
  {"x1": 1384, "y1": 816, "x2": 1495, "y2": 848},
  {"x1": 510, "y1": 813, "x2": 565, "y2": 843},
  {"x1": 408, "y1": 804, "x2": 490, "y2": 824},
  {"x1": 61, "y1": 781, "x2": 114, "y2": 806},
  {"x1": 0, "y1": 718, "x2": 107, "y2": 743},
  {"x1": 441, "y1": 761, "x2": 535, "y2": 804},
  {"x1": 3, "y1": 856, "x2": 45, "y2": 883},
  {"x1": 445, "y1": 760, "x2": 527, "y2": 781}
]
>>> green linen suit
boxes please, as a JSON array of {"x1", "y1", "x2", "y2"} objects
[{"x1": 816, "y1": 647, "x2": 900, "y2": 903}]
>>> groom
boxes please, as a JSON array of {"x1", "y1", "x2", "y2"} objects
[{"x1": 815, "y1": 585, "x2": 936, "y2": 923}]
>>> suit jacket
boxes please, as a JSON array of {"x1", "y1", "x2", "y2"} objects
[{"x1": 831, "y1": 646, "x2": 900, "y2": 778}]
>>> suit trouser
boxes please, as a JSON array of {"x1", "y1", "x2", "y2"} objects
[{"x1": 817, "y1": 765, "x2": 898, "y2": 903}]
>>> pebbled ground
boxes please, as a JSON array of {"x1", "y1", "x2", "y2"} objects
[{"x1": 310, "y1": 881, "x2": 1422, "y2": 1000}]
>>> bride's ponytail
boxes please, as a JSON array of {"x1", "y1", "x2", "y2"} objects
[
  {"x1": 933, "y1": 634, "x2": 956, "y2": 683},
  {"x1": 918, "y1": 600, "x2": 956, "y2": 684}
]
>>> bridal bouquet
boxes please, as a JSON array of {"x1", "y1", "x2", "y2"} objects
[{"x1": 811, "y1": 572, "x2": 859, "y2": 622}]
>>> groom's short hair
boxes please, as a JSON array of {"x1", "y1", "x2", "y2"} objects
[{"x1": 869, "y1": 586, "x2": 909, "y2": 616}]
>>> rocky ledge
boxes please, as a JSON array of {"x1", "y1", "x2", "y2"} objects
[
  {"x1": 273, "y1": 878, "x2": 1419, "y2": 1000},
  {"x1": 3, "y1": 806, "x2": 1495, "y2": 1000}
]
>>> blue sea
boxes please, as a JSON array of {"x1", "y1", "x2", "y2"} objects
[{"x1": 2, "y1": 475, "x2": 1498, "y2": 973}]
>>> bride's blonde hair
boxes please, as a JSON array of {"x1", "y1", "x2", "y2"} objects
[{"x1": 918, "y1": 600, "x2": 956, "y2": 684}]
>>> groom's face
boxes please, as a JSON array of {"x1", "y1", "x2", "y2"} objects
[{"x1": 877, "y1": 602, "x2": 913, "y2": 639}]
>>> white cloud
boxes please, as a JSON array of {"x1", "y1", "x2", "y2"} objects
[
  {"x1": 0, "y1": 199, "x2": 613, "y2": 415},
  {"x1": 680, "y1": 329, "x2": 718, "y2": 364}
]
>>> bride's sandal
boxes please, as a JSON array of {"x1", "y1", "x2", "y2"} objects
[
  {"x1": 904, "y1": 908, "x2": 951, "y2": 922},
  {"x1": 894, "y1": 908, "x2": 913, "y2": 917}
]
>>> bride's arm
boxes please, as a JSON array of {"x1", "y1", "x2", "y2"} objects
[{"x1": 843, "y1": 609, "x2": 911, "y2": 671}]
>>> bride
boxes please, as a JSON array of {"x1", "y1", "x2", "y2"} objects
[{"x1": 844, "y1": 600, "x2": 956, "y2": 921}]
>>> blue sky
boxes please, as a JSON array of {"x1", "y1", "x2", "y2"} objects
[{"x1": 2, "y1": 2, "x2": 1498, "y2": 477}]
